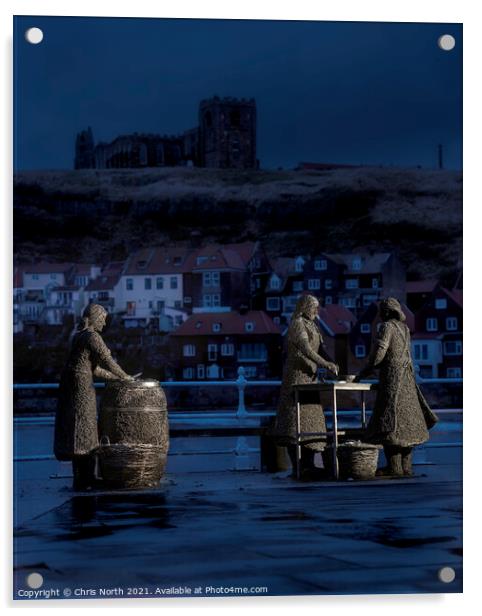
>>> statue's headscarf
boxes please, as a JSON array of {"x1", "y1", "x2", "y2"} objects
[
  {"x1": 77, "y1": 303, "x2": 108, "y2": 332},
  {"x1": 379, "y1": 297, "x2": 406, "y2": 322},
  {"x1": 293, "y1": 294, "x2": 319, "y2": 319}
]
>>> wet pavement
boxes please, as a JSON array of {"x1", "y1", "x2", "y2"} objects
[{"x1": 13, "y1": 451, "x2": 462, "y2": 599}]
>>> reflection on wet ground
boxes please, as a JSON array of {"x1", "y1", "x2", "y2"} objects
[{"x1": 14, "y1": 465, "x2": 462, "y2": 598}]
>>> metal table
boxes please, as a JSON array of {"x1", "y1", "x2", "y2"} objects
[{"x1": 292, "y1": 381, "x2": 377, "y2": 480}]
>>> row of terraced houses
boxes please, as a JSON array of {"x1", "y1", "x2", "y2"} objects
[{"x1": 13, "y1": 242, "x2": 462, "y2": 380}]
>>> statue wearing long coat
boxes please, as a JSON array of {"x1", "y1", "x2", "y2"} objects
[
  {"x1": 274, "y1": 314, "x2": 329, "y2": 451},
  {"x1": 54, "y1": 328, "x2": 129, "y2": 461},
  {"x1": 364, "y1": 319, "x2": 439, "y2": 447}
]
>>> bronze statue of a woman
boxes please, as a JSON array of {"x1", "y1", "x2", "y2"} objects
[
  {"x1": 356, "y1": 297, "x2": 439, "y2": 476},
  {"x1": 54, "y1": 303, "x2": 132, "y2": 490},
  {"x1": 273, "y1": 294, "x2": 339, "y2": 478}
]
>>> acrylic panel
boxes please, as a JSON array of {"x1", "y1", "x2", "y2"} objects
[{"x1": 13, "y1": 16, "x2": 462, "y2": 600}]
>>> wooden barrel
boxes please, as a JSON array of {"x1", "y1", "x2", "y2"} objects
[{"x1": 97, "y1": 380, "x2": 169, "y2": 488}]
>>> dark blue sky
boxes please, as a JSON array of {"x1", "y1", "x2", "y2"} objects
[{"x1": 14, "y1": 16, "x2": 462, "y2": 170}]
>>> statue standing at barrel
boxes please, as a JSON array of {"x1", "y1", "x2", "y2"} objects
[
  {"x1": 273, "y1": 294, "x2": 339, "y2": 478},
  {"x1": 54, "y1": 303, "x2": 133, "y2": 490},
  {"x1": 356, "y1": 297, "x2": 439, "y2": 476}
]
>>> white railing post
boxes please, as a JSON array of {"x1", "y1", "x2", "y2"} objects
[{"x1": 236, "y1": 366, "x2": 248, "y2": 419}]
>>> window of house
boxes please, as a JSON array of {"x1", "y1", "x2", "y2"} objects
[
  {"x1": 238, "y1": 343, "x2": 267, "y2": 361},
  {"x1": 267, "y1": 297, "x2": 280, "y2": 311},
  {"x1": 270, "y1": 276, "x2": 280, "y2": 290},
  {"x1": 363, "y1": 294, "x2": 378, "y2": 306},
  {"x1": 447, "y1": 367, "x2": 462, "y2": 378},
  {"x1": 308, "y1": 279, "x2": 321, "y2": 290},
  {"x1": 148, "y1": 300, "x2": 153, "y2": 309},
  {"x1": 126, "y1": 278, "x2": 133, "y2": 291},
  {"x1": 426, "y1": 318, "x2": 438, "y2": 332},
  {"x1": 413, "y1": 343, "x2": 429, "y2": 361},
  {"x1": 346, "y1": 279, "x2": 359, "y2": 289},
  {"x1": 293, "y1": 281, "x2": 303, "y2": 292},
  {"x1": 196, "y1": 256, "x2": 209, "y2": 265},
  {"x1": 342, "y1": 297, "x2": 356, "y2": 308},
  {"x1": 183, "y1": 344, "x2": 196, "y2": 357},
  {"x1": 325, "y1": 296, "x2": 332, "y2": 305},
  {"x1": 183, "y1": 296, "x2": 192, "y2": 304},
  {"x1": 206, "y1": 364, "x2": 220, "y2": 379},
  {"x1": 273, "y1": 316, "x2": 281, "y2": 325},
  {"x1": 444, "y1": 341, "x2": 462, "y2": 355},
  {"x1": 372, "y1": 278, "x2": 379, "y2": 289},
  {"x1": 203, "y1": 294, "x2": 221, "y2": 307},
  {"x1": 156, "y1": 277, "x2": 164, "y2": 290},
  {"x1": 197, "y1": 364, "x2": 205, "y2": 379},
  {"x1": 183, "y1": 367, "x2": 194, "y2": 380},
  {"x1": 175, "y1": 315, "x2": 183, "y2": 326},
  {"x1": 221, "y1": 343, "x2": 234, "y2": 356},
  {"x1": 435, "y1": 298, "x2": 447, "y2": 309},
  {"x1": 446, "y1": 317, "x2": 458, "y2": 331},
  {"x1": 352, "y1": 258, "x2": 362, "y2": 271},
  {"x1": 144, "y1": 278, "x2": 152, "y2": 290},
  {"x1": 314, "y1": 259, "x2": 327, "y2": 271},
  {"x1": 242, "y1": 366, "x2": 257, "y2": 378},
  {"x1": 208, "y1": 344, "x2": 217, "y2": 361},
  {"x1": 355, "y1": 345, "x2": 366, "y2": 358},
  {"x1": 295, "y1": 257, "x2": 304, "y2": 272},
  {"x1": 360, "y1": 323, "x2": 371, "y2": 334},
  {"x1": 174, "y1": 300, "x2": 182, "y2": 309},
  {"x1": 245, "y1": 322, "x2": 255, "y2": 332},
  {"x1": 203, "y1": 271, "x2": 220, "y2": 286},
  {"x1": 32, "y1": 274, "x2": 39, "y2": 280},
  {"x1": 157, "y1": 300, "x2": 165, "y2": 313},
  {"x1": 212, "y1": 322, "x2": 222, "y2": 332},
  {"x1": 170, "y1": 277, "x2": 178, "y2": 289},
  {"x1": 174, "y1": 256, "x2": 182, "y2": 266},
  {"x1": 325, "y1": 279, "x2": 333, "y2": 290}
]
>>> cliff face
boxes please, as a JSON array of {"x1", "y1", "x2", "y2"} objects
[{"x1": 14, "y1": 166, "x2": 462, "y2": 280}]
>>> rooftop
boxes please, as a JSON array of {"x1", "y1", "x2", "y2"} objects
[{"x1": 171, "y1": 310, "x2": 281, "y2": 336}]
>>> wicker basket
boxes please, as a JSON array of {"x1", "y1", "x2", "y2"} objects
[
  {"x1": 336, "y1": 441, "x2": 382, "y2": 480},
  {"x1": 97, "y1": 442, "x2": 166, "y2": 489}
]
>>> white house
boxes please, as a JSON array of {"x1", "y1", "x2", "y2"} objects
[
  {"x1": 411, "y1": 334, "x2": 443, "y2": 379},
  {"x1": 118, "y1": 247, "x2": 190, "y2": 327}
]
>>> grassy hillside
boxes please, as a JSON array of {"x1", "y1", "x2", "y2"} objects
[{"x1": 14, "y1": 166, "x2": 462, "y2": 281}]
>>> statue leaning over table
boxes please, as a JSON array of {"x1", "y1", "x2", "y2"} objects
[
  {"x1": 273, "y1": 294, "x2": 339, "y2": 478},
  {"x1": 355, "y1": 297, "x2": 439, "y2": 477},
  {"x1": 54, "y1": 303, "x2": 133, "y2": 490}
]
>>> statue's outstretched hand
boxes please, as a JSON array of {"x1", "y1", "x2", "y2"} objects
[{"x1": 327, "y1": 362, "x2": 339, "y2": 377}]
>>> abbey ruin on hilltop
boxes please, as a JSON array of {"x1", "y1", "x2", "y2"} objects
[{"x1": 74, "y1": 96, "x2": 257, "y2": 170}]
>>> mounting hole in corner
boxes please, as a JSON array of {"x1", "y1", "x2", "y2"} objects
[
  {"x1": 25, "y1": 28, "x2": 44, "y2": 45},
  {"x1": 438, "y1": 34, "x2": 455, "y2": 51},
  {"x1": 438, "y1": 566, "x2": 456, "y2": 583},
  {"x1": 26, "y1": 572, "x2": 44, "y2": 589}
]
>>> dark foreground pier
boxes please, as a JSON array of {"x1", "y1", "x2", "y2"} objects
[{"x1": 13, "y1": 417, "x2": 462, "y2": 598}]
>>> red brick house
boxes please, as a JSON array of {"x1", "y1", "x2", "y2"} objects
[
  {"x1": 183, "y1": 242, "x2": 270, "y2": 314},
  {"x1": 169, "y1": 310, "x2": 282, "y2": 380},
  {"x1": 413, "y1": 286, "x2": 462, "y2": 378}
]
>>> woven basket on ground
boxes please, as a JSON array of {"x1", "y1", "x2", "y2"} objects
[
  {"x1": 323, "y1": 441, "x2": 381, "y2": 480},
  {"x1": 336, "y1": 441, "x2": 382, "y2": 480}
]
